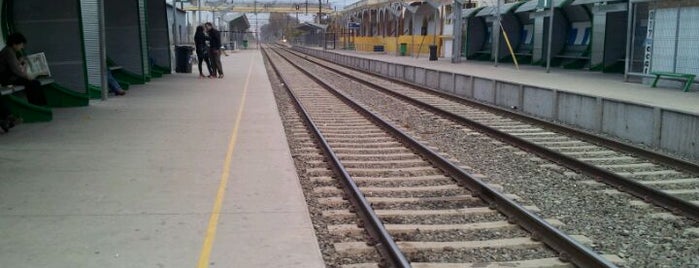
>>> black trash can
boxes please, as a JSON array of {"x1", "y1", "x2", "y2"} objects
[
  {"x1": 428, "y1": 45, "x2": 438, "y2": 61},
  {"x1": 175, "y1": 46, "x2": 194, "y2": 73}
]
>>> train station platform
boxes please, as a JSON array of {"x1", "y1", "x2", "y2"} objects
[
  {"x1": 0, "y1": 50, "x2": 325, "y2": 267},
  {"x1": 311, "y1": 48, "x2": 699, "y2": 114}
]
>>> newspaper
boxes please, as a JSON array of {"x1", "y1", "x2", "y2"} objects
[{"x1": 24, "y1": 52, "x2": 51, "y2": 79}]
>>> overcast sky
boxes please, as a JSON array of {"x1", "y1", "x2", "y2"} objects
[
  {"x1": 177, "y1": 0, "x2": 357, "y2": 12},
  {"x1": 180, "y1": 0, "x2": 351, "y2": 32}
]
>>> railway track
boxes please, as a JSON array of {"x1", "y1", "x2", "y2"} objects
[
  {"x1": 276, "y1": 45, "x2": 699, "y2": 221},
  {"x1": 262, "y1": 46, "x2": 617, "y2": 267}
]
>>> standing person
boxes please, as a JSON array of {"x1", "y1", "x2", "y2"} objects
[
  {"x1": 0, "y1": 32, "x2": 47, "y2": 106},
  {"x1": 194, "y1": 26, "x2": 215, "y2": 78},
  {"x1": 205, "y1": 22, "x2": 224, "y2": 79}
]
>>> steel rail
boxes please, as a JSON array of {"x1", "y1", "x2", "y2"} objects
[
  {"x1": 270, "y1": 47, "x2": 617, "y2": 268},
  {"x1": 261, "y1": 47, "x2": 412, "y2": 268},
  {"x1": 281, "y1": 46, "x2": 699, "y2": 222}
]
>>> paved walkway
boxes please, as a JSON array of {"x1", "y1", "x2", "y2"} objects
[
  {"x1": 0, "y1": 50, "x2": 325, "y2": 267},
  {"x1": 320, "y1": 48, "x2": 699, "y2": 114}
]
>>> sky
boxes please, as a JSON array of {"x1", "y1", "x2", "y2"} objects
[
  {"x1": 177, "y1": 0, "x2": 353, "y2": 33},
  {"x1": 177, "y1": 0, "x2": 358, "y2": 13}
]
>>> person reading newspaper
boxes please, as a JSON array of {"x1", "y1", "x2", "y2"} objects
[{"x1": 0, "y1": 32, "x2": 48, "y2": 106}]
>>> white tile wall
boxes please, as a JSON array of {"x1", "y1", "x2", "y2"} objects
[
  {"x1": 676, "y1": 7, "x2": 699, "y2": 75},
  {"x1": 651, "y1": 8, "x2": 678, "y2": 73},
  {"x1": 651, "y1": 6, "x2": 699, "y2": 76}
]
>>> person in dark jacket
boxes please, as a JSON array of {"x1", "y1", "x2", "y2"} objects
[
  {"x1": 205, "y1": 22, "x2": 224, "y2": 78},
  {"x1": 0, "y1": 32, "x2": 47, "y2": 106},
  {"x1": 194, "y1": 26, "x2": 215, "y2": 78}
]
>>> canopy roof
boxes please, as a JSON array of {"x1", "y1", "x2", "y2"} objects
[
  {"x1": 476, "y1": 1, "x2": 525, "y2": 17},
  {"x1": 516, "y1": 0, "x2": 572, "y2": 13},
  {"x1": 296, "y1": 22, "x2": 328, "y2": 32},
  {"x1": 228, "y1": 13, "x2": 250, "y2": 30}
]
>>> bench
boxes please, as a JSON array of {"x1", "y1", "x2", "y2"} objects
[
  {"x1": 108, "y1": 58, "x2": 148, "y2": 84},
  {"x1": 0, "y1": 78, "x2": 54, "y2": 96},
  {"x1": 1, "y1": 85, "x2": 25, "y2": 96},
  {"x1": 475, "y1": 47, "x2": 492, "y2": 55},
  {"x1": 0, "y1": 77, "x2": 55, "y2": 123},
  {"x1": 555, "y1": 22, "x2": 591, "y2": 68},
  {"x1": 651, "y1": 72, "x2": 696, "y2": 92},
  {"x1": 473, "y1": 28, "x2": 493, "y2": 59},
  {"x1": 514, "y1": 24, "x2": 534, "y2": 62},
  {"x1": 474, "y1": 26, "x2": 493, "y2": 58}
]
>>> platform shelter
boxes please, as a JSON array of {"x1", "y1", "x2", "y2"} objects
[
  {"x1": 105, "y1": 0, "x2": 150, "y2": 85},
  {"x1": 1, "y1": 0, "x2": 93, "y2": 122},
  {"x1": 0, "y1": 0, "x2": 178, "y2": 123},
  {"x1": 296, "y1": 22, "x2": 327, "y2": 48},
  {"x1": 473, "y1": 2, "x2": 525, "y2": 61},
  {"x1": 147, "y1": 0, "x2": 173, "y2": 76},
  {"x1": 228, "y1": 13, "x2": 251, "y2": 50}
]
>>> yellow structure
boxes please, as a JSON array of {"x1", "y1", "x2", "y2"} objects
[
  {"x1": 339, "y1": 35, "x2": 442, "y2": 55},
  {"x1": 344, "y1": 35, "x2": 443, "y2": 56}
]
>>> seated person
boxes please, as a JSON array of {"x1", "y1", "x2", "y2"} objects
[
  {"x1": 107, "y1": 69, "x2": 126, "y2": 96},
  {"x1": 0, "y1": 33, "x2": 48, "y2": 106}
]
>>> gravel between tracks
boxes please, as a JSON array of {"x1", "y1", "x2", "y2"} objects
[{"x1": 284, "y1": 52, "x2": 699, "y2": 267}]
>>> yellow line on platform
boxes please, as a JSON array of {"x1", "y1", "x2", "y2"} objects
[{"x1": 197, "y1": 54, "x2": 255, "y2": 268}]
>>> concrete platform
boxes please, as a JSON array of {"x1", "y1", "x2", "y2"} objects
[
  {"x1": 0, "y1": 50, "x2": 325, "y2": 268},
  {"x1": 312, "y1": 48, "x2": 699, "y2": 114}
]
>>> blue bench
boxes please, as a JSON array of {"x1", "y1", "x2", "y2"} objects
[
  {"x1": 552, "y1": 22, "x2": 591, "y2": 69},
  {"x1": 514, "y1": 24, "x2": 534, "y2": 63},
  {"x1": 557, "y1": 22, "x2": 591, "y2": 60}
]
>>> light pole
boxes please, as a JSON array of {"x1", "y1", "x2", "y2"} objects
[
  {"x1": 318, "y1": 0, "x2": 322, "y2": 24},
  {"x1": 494, "y1": 0, "x2": 501, "y2": 67},
  {"x1": 98, "y1": 0, "x2": 107, "y2": 100},
  {"x1": 451, "y1": 0, "x2": 462, "y2": 63},
  {"x1": 172, "y1": 0, "x2": 178, "y2": 45},
  {"x1": 198, "y1": 0, "x2": 202, "y2": 25},
  {"x1": 546, "y1": 0, "x2": 554, "y2": 73},
  {"x1": 319, "y1": 0, "x2": 324, "y2": 48},
  {"x1": 254, "y1": 1, "x2": 259, "y2": 49}
]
